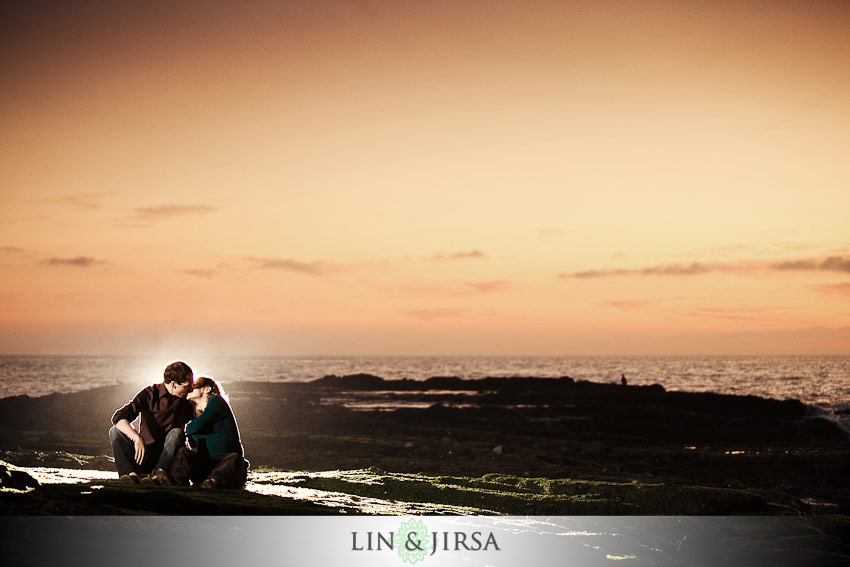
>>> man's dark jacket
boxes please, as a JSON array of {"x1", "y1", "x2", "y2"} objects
[{"x1": 111, "y1": 383, "x2": 194, "y2": 447}]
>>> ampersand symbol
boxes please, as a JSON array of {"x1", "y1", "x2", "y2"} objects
[{"x1": 405, "y1": 531, "x2": 423, "y2": 551}]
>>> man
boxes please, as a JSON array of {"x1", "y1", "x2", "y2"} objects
[{"x1": 109, "y1": 361, "x2": 195, "y2": 483}]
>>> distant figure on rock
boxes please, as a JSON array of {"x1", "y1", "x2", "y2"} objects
[
  {"x1": 621, "y1": 373, "x2": 628, "y2": 386},
  {"x1": 109, "y1": 361, "x2": 195, "y2": 484}
]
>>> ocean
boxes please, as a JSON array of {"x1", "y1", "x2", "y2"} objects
[{"x1": 1, "y1": 354, "x2": 848, "y2": 413}]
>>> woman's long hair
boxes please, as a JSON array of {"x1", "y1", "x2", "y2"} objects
[{"x1": 192, "y1": 376, "x2": 229, "y2": 416}]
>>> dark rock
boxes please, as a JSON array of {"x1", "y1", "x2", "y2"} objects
[
  {"x1": 313, "y1": 374, "x2": 386, "y2": 390},
  {"x1": 423, "y1": 376, "x2": 465, "y2": 389},
  {"x1": 10, "y1": 470, "x2": 39, "y2": 488},
  {"x1": 581, "y1": 440, "x2": 607, "y2": 456},
  {"x1": 1, "y1": 468, "x2": 39, "y2": 490},
  {"x1": 802, "y1": 498, "x2": 840, "y2": 515}
]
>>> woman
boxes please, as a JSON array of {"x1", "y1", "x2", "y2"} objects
[{"x1": 161, "y1": 376, "x2": 248, "y2": 488}]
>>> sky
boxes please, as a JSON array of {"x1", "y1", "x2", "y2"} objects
[{"x1": 1, "y1": 0, "x2": 849, "y2": 356}]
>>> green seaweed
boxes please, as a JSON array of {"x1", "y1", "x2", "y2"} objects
[{"x1": 281, "y1": 468, "x2": 784, "y2": 515}]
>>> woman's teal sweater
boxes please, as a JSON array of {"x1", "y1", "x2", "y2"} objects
[{"x1": 186, "y1": 395, "x2": 243, "y2": 460}]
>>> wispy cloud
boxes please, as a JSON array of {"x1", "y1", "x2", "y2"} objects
[
  {"x1": 687, "y1": 305, "x2": 801, "y2": 323},
  {"x1": 560, "y1": 256, "x2": 850, "y2": 279},
  {"x1": 0, "y1": 246, "x2": 26, "y2": 254},
  {"x1": 246, "y1": 257, "x2": 327, "y2": 277},
  {"x1": 43, "y1": 192, "x2": 113, "y2": 211},
  {"x1": 178, "y1": 269, "x2": 217, "y2": 279},
  {"x1": 813, "y1": 282, "x2": 850, "y2": 296},
  {"x1": 770, "y1": 256, "x2": 850, "y2": 273},
  {"x1": 464, "y1": 280, "x2": 510, "y2": 294},
  {"x1": 403, "y1": 308, "x2": 470, "y2": 322},
  {"x1": 603, "y1": 297, "x2": 793, "y2": 324},
  {"x1": 132, "y1": 204, "x2": 217, "y2": 222},
  {"x1": 562, "y1": 262, "x2": 721, "y2": 279},
  {"x1": 429, "y1": 250, "x2": 488, "y2": 261},
  {"x1": 42, "y1": 256, "x2": 108, "y2": 268},
  {"x1": 402, "y1": 307, "x2": 528, "y2": 323},
  {"x1": 682, "y1": 307, "x2": 772, "y2": 322},
  {"x1": 603, "y1": 299, "x2": 654, "y2": 310},
  {"x1": 602, "y1": 297, "x2": 690, "y2": 311}
]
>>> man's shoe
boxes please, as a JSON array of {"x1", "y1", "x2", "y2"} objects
[
  {"x1": 139, "y1": 474, "x2": 157, "y2": 486},
  {"x1": 119, "y1": 472, "x2": 140, "y2": 484},
  {"x1": 200, "y1": 478, "x2": 218, "y2": 489}
]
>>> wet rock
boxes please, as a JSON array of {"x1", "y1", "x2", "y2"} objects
[
  {"x1": 492, "y1": 445, "x2": 504, "y2": 455},
  {"x1": 404, "y1": 442, "x2": 415, "y2": 449},
  {"x1": 367, "y1": 466, "x2": 385, "y2": 475}
]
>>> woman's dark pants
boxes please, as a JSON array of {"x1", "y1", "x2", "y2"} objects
[{"x1": 169, "y1": 447, "x2": 248, "y2": 488}]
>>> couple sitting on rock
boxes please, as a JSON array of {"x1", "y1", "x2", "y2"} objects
[{"x1": 108, "y1": 361, "x2": 248, "y2": 489}]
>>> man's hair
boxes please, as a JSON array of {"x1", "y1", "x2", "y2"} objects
[{"x1": 163, "y1": 361, "x2": 193, "y2": 384}]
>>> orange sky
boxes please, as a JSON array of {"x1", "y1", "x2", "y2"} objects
[{"x1": 2, "y1": 0, "x2": 849, "y2": 355}]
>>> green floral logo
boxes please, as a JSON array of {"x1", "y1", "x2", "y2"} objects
[{"x1": 394, "y1": 518, "x2": 429, "y2": 565}]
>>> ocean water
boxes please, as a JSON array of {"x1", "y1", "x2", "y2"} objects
[{"x1": 0, "y1": 354, "x2": 848, "y2": 413}]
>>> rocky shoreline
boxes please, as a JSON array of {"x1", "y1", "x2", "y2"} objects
[{"x1": 1, "y1": 374, "x2": 848, "y2": 515}]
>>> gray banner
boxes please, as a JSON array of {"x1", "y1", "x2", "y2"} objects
[{"x1": 2, "y1": 516, "x2": 848, "y2": 567}]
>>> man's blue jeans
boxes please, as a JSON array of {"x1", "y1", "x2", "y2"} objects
[{"x1": 109, "y1": 427, "x2": 186, "y2": 477}]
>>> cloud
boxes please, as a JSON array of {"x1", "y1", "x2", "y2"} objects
[
  {"x1": 560, "y1": 256, "x2": 850, "y2": 279},
  {"x1": 429, "y1": 250, "x2": 487, "y2": 261},
  {"x1": 563, "y1": 262, "x2": 718, "y2": 279},
  {"x1": 0, "y1": 246, "x2": 26, "y2": 254},
  {"x1": 179, "y1": 269, "x2": 217, "y2": 279},
  {"x1": 464, "y1": 280, "x2": 510, "y2": 294},
  {"x1": 42, "y1": 256, "x2": 108, "y2": 268},
  {"x1": 246, "y1": 257, "x2": 326, "y2": 277},
  {"x1": 603, "y1": 300, "x2": 653, "y2": 310},
  {"x1": 44, "y1": 192, "x2": 113, "y2": 211},
  {"x1": 602, "y1": 297, "x2": 690, "y2": 311},
  {"x1": 813, "y1": 282, "x2": 850, "y2": 296},
  {"x1": 403, "y1": 308, "x2": 470, "y2": 322},
  {"x1": 132, "y1": 205, "x2": 217, "y2": 221},
  {"x1": 402, "y1": 307, "x2": 527, "y2": 323},
  {"x1": 770, "y1": 256, "x2": 850, "y2": 273},
  {"x1": 682, "y1": 307, "x2": 771, "y2": 322},
  {"x1": 604, "y1": 297, "x2": 792, "y2": 323}
]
